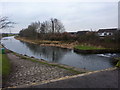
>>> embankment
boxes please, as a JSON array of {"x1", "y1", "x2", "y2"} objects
[{"x1": 15, "y1": 36, "x2": 77, "y2": 49}]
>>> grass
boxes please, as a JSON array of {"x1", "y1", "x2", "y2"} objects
[
  {"x1": 116, "y1": 58, "x2": 120, "y2": 67},
  {"x1": 74, "y1": 45, "x2": 106, "y2": 50},
  {"x1": 15, "y1": 36, "x2": 62, "y2": 44},
  {"x1": 0, "y1": 43, "x2": 11, "y2": 77},
  {"x1": 1, "y1": 54, "x2": 11, "y2": 77},
  {"x1": 0, "y1": 54, "x2": 2, "y2": 75},
  {"x1": 0, "y1": 44, "x2": 11, "y2": 85},
  {"x1": 13, "y1": 52, "x2": 85, "y2": 74},
  {"x1": 0, "y1": 45, "x2": 2, "y2": 75}
]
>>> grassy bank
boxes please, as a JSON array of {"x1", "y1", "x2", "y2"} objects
[
  {"x1": 74, "y1": 45, "x2": 120, "y2": 54},
  {"x1": 0, "y1": 54, "x2": 2, "y2": 75},
  {"x1": 74, "y1": 45, "x2": 105, "y2": 50},
  {"x1": 16, "y1": 36, "x2": 120, "y2": 54},
  {"x1": 15, "y1": 36, "x2": 63, "y2": 44},
  {"x1": 15, "y1": 36, "x2": 77, "y2": 49},
  {"x1": 1, "y1": 54, "x2": 11, "y2": 78},
  {"x1": 0, "y1": 44, "x2": 11, "y2": 84}
]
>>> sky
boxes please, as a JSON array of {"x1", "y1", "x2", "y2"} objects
[{"x1": 0, "y1": 0, "x2": 119, "y2": 33}]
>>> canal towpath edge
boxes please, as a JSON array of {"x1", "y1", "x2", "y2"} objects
[{"x1": 3, "y1": 50, "x2": 88, "y2": 88}]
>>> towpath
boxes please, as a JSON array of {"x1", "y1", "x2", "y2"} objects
[{"x1": 4, "y1": 53, "x2": 79, "y2": 88}]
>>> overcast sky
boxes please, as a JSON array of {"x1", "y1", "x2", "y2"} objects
[{"x1": 0, "y1": 0, "x2": 119, "y2": 33}]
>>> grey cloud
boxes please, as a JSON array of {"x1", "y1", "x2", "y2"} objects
[{"x1": 1, "y1": 2, "x2": 118, "y2": 33}]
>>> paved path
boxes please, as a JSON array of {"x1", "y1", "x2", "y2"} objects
[
  {"x1": 28, "y1": 68, "x2": 119, "y2": 88},
  {"x1": 4, "y1": 53, "x2": 77, "y2": 88}
]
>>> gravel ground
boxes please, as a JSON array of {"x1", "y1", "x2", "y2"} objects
[{"x1": 4, "y1": 53, "x2": 77, "y2": 88}]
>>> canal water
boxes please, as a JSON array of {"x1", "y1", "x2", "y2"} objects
[{"x1": 1, "y1": 36, "x2": 120, "y2": 71}]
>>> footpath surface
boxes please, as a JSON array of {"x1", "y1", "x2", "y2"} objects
[
  {"x1": 28, "y1": 68, "x2": 119, "y2": 88},
  {"x1": 4, "y1": 53, "x2": 78, "y2": 88}
]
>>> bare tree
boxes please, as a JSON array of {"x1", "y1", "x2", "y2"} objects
[
  {"x1": 54, "y1": 18, "x2": 65, "y2": 33},
  {"x1": 0, "y1": 16, "x2": 15, "y2": 29},
  {"x1": 40, "y1": 23, "x2": 45, "y2": 34},
  {"x1": 51, "y1": 18, "x2": 55, "y2": 33},
  {"x1": 44, "y1": 21, "x2": 51, "y2": 33},
  {"x1": 19, "y1": 18, "x2": 65, "y2": 40},
  {"x1": 50, "y1": 18, "x2": 65, "y2": 33}
]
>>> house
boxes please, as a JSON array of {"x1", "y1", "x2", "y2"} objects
[
  {"x1": 68, "y1": 32, "x2": 77, "y2": 35},
  {"x1": 76, "y1": 31, "x2": 89, "y2": 35},
  {"x1": 68, "y1": 31, "x2": 91, "y2": 36},
  {"x1": 97, "y1": 28, "x2": 117, "y2": 37}
]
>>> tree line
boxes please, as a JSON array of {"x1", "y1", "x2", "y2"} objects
[
  {"x1": 0, "y1": 16, "x2": 120, "y2": 48},
  {"x1": 19, "y1": 18, "x2": 120, "y2": 48},
  {"x1": 19, "y1": 18, "x2": 66, "y2": 40}
]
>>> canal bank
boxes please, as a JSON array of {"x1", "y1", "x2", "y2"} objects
[
  {"x1": 0, "y1": 44, "x2": 11, "y2": 88},
  {"x1": 3, "y1": 48, "x2": 87, "y2": 88},
  {"x1": 74, "y1": 45, "x2": 120, "y2": 54},
  {"x1": 15, "y1": 36, "x2": 120, "y2": 54},
  {"x1": 3, "y1": 50, "x2": 119, "y2": 89},
  {"x1": 15, "y1": 36, "x2": 77, "y2": 49}
]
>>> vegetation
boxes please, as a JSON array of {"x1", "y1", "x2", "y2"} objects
[
  {"x1": 116, "y1": 61, "x2": 120, "y2": 67},
  {"x1": 2, "y1": 33, "x2": 18, "y2": 37},
  {"x1": 74, "y1": 45, "x2": 106, "y2": 50},
  {"x1": 0, "y1": 44, "x2": 11, "y2": 84},
  {"x1": 1, "y1": 54, "x2": 11, "y2": 77},
  {"x1": 0, "y1": 54, "x2": 1, "y2": 75},
  {"x1": 0, "y1": 45, "x2": 2, "y2": 75},
  {"x1": 116, "y1": 58, "x2": 120, "y2": 67},
  {"x1": 19, "y1": 18, "x2": 65, "y2": 39},
  {"x1": 18, "y1": 18, "x2": 120, "y2": 49}
]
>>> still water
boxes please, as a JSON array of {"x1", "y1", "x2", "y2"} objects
[{"x1": 1, "y1": 36, "x2": 119, "y2": 71}]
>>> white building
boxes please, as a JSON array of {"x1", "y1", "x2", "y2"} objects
[{"x1": 97, "y1": 28, "x2": 117, "y2": 37}]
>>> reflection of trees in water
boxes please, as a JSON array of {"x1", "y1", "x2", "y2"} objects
[{"x1": 20, "y1": 41, "x2": 70, "y2": 62}]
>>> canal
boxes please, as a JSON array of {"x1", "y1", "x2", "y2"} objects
[{"x1": 1, "y1": 36, "x2": 119, "y2": 71}]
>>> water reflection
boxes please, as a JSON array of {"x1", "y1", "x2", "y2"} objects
[{"x1": 20, "y1": 41, "x2": 70, "y2": 62}]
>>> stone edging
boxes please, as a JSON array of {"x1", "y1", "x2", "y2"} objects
[{"x1": 13, "y1": 52, "x2": 90, "y2": 73}]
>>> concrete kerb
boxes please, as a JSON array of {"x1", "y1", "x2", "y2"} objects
[{"x1": 6, "y1": 67, "x2": 117, "y2": 89}]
